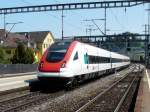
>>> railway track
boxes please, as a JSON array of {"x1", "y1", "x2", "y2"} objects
[
  {"x1": 0, "y1": 89, "x2": 30, "y2": 102},
  {"x1": 0, "y1": 89, "x2": 65, "y2": 112},
  {"x1": 0, "y1": 64, "x2": 141, "y2": 112},
  {"x1": 75, "y1": 66, "x2": 142, "y2": 112},
  {"x1": 32, "y1": 65, "x2": 137, "y2": 112}
]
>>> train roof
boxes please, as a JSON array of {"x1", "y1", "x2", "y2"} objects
[
  {"x1": 51, "y1": 40, "x2": 130, "y2": 60},
  {"x1": 75, "y1": 41, "x2": 130, "y2": 59},
  {"x1": 48, "y1": 41, "x2": 72, "y2": 52}
]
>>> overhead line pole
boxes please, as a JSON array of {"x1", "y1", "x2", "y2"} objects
[
  {"x1": 3, "y1": 14, "x2": 6, "y2": 40},
  {"x1": 148, "y1": 3, "x2": 150, "y2": 36},
  {"x1": 145, "y1": 3, "x2": 150, "y2": 67},
  {"x1": 147, "y1": 3, "x2": 150, "y2": 67},
  {"x1": 62, "y1": 10, "x2": 64, "y2": 40},
  {"x1": 104, "y1": 7, "x2": 107, "y2": 35}
]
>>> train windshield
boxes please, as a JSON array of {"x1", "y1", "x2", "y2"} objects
[
  {"x1": 46, "y1": 52, "x2": 66, "y2": 62},
  {"x1": 46, "y1": 41, "x2": 71, "y2": 62}
]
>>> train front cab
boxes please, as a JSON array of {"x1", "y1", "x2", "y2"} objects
[{"x1": 38, "y1": 41, "x2": 83, "y2": 84}]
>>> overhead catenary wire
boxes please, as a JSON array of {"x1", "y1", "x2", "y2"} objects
[
  {"x1": 19, "y1": 0, "x2": 32, "y2": 5},
  {"x1": 109, "y1": 8, "x2": 125, "y2": 31},
  {"x1": 18, "y1": 0, "x2": 84, "y2": 35}
]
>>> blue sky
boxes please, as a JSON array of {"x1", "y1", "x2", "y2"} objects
[{"x1": 0, "y1": 0, "x2": 148, "y2": 39}]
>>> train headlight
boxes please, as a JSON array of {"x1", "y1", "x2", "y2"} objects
[
  {"x1": 39, "y1": 61, "x2": 44, "y2": 69},
  {"x1": 61, "y1": 61, "x2": 66, "y2": 68}
]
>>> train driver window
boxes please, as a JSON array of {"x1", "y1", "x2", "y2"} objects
[{"x1": 73, "y1": 52, "x2": 78, "y2": 60}]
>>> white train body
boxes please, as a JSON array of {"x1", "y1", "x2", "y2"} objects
[{"x1": 38, "y1": 41, "x2": 130, "y2": 83}]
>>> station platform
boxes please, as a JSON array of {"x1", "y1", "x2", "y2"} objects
[
  {"x1": 135, "y1": 69, "x2": 150, "y2": 112},
  {"x1": 0, "y1": 73, "x2": 37, "y2": 93}
]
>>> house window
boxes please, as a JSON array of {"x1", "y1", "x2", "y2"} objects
[
  {"x1": 34, "y1": 43, "x2": 37, "y2": 49},
  {"x1": 47, "y1": 38, "x2": 51, "y2": 42},
  {"x1": 44, "y1": 44, "x2": 46, "y2": 48}
]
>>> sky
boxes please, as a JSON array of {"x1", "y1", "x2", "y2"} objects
[{"x1": 0, "y1": 0, "x2": 149, "y2": 39}]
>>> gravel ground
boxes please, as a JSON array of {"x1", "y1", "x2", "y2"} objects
[
  {"x1": 0, "y1": 89, "x2": 30, "y2": 102},
  {"x1": 24, "y1": 67, "x2": 132, "y2": 112}
]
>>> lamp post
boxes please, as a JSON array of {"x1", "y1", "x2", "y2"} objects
[{"x1": 145, "y1": 3, "x2": 150, "y2": 67}]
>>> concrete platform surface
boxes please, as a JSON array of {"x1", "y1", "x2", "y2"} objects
[
  {"x1": 0, "y1": 74, "x2": 37, "y2": 92},
  {"x1": 135, "y1": 69, "x2": 150, "y2": 112}
]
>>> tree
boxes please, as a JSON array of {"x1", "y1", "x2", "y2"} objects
[
  {"x1": 25, "y1": 48, "x2": 34, "y2": 64},
  {"x1": 0, "y1": 48, "x2": 4, "y2": 63},
  {"x1": 104, "y1": 32, "x2": 143, "y2": 52},
  {"x1": 11, "y1": 43, "x2": 27, "y2": 64},
  {"x1": 11, "y1": 44, "x2": 35, "y2": 64}
]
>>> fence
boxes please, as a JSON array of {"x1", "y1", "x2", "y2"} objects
[{"x1": 0, "y1": 64, "x2": 38, "y2": 75}]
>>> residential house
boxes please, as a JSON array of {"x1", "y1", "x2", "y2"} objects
[
  {"x1": 0, "y1": 29, "x2": 27, "y2": 62},
  {"x1": 18, "y1": 31, "x2": 55, "y2": 62},
  {"x1": 0, "y1": 29, "x2": 55, "y2": 63},
  {"x1": 19, "y1": 31, "x2": 55, "y2": 54}
]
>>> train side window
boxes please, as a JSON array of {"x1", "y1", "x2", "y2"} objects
[
  {"x1": 84, "y1": 53, "x2": 89, "y2": 64},
  {"x1": 73, "y1": 52, "x2": 78, "y2": 60}
]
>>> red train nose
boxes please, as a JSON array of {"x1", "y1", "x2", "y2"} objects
[
  {"x1": 61, "y1": 61, "x2": 66, "y2": 68},
  {"x1": 38, "y1": 60, "x2": 64, "y2": 72},
  {"x1": 39, "y1": 61, "x2": 44, "y2": 69}
]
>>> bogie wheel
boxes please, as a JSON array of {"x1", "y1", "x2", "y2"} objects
[{"x1": 65, "y1": 78, "x2": 79, "y2": 91}]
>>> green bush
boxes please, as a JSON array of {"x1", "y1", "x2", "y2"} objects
[
  {"x1": 25, "y1": 48, "x2": 34, "y2": 64},
  {"x1": 0, "y1": 48, "x2": 4, "y2": 63},
  {"x1": 11, "y1": 44, "x2": 34, "y2": 64}
]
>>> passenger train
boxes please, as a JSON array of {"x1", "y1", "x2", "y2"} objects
[{"x1": 38, "y1": 41, "x2": 130, "y2": 88}]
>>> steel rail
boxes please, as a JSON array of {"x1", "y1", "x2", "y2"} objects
[
  {"x1": 0, "y1": 90, "x2": 65, "y2": 112},
  {"x1": 0, "y1": 91, "x2": 40, "y2": 104},
  {"x1": 3, "y1": 94, "x2": 51, "y2": 112},
  {"x1": 75, "y1": 65, "x2": 136, "y2": 112},
  {"x1": 114, "y1": 73, "x2": 138, "y2": 112}
]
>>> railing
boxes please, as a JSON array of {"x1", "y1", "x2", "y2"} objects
[{"x1": 0, "y1": 64, "x2": 38, "y2": 75}]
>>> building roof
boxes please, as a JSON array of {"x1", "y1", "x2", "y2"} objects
[
  {"x1": 0, "y1": 30, "x2": 55, "y2": 48},
  {"x1": 0, "y1": 29, "x2": 26, "y2": 48},
  {"x1": 18, "y1": 31, "x2": 54, "y2": 43},
  {"x1": 4, "y1": 33, "x2": 26, "y2": 48}
]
